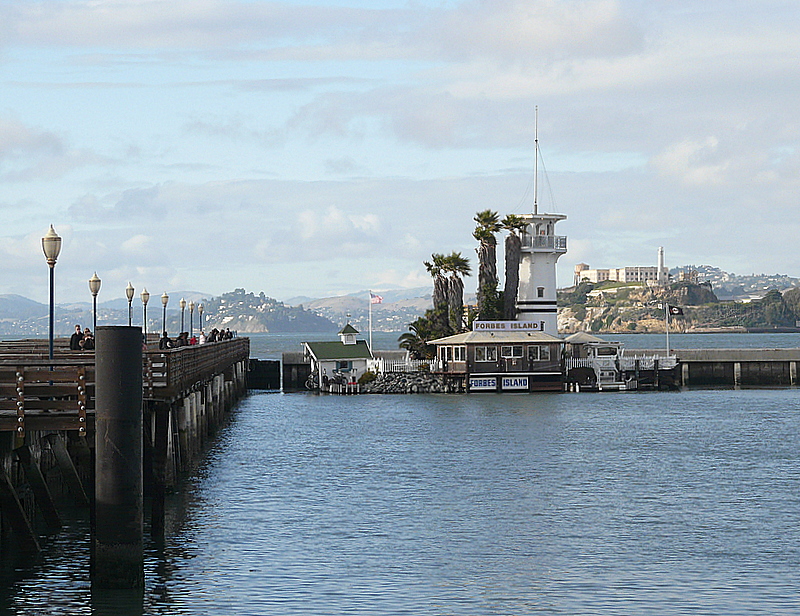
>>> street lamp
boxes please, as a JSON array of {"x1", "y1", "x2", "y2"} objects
[
  {"x1": 125, "y1": 282, "x2": 135, "y2": 326},
  {"x1": 88, "y1": 272, "x2": 101, "y2": 333},
  {"x1": 141, "y1": 288, "x2": 150, "y2": 337},
  {"x1": 198, "y1": 303, "x2": 204, "y2": 331},
  {"x1": 179, "y1": 298, "x2": 186, "y2": 333},
  {"x1": 42, "y1": 225, "x2": 62, "y2": 361},
  {"x1": 161, "y1": 292, "x2": 169, "y2": 335},
  {"x1": 189, "y1": 301, "x2": 195, "y2": 337}
]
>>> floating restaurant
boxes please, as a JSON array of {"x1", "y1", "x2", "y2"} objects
[{"x1": 431, "y1": 324, "x2": 565, "y2": 392}]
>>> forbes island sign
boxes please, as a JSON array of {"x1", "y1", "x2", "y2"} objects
[{"x1": 473, "y1": 320, "x2": 543, "y2": 332}]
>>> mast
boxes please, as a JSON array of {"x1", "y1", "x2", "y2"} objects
[{"x1": 533, "y1": 106, "x2": 539, "y2": 216}]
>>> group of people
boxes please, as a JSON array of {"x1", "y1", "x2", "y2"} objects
[
  {"x1": 69, "y1": 324, "x2": 95, "y2": 351},
  {"x1": 158, "y1": 327, "x2": 235, "y2": 350}
]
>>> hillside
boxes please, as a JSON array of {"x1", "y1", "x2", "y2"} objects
[
  {"x1": 558, "y1": 280, "x2": 800, "y2": 333},
  {"x1": 197, "y1": 289, "x2": 336, "y2": 333}
]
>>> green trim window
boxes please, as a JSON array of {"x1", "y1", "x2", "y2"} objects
[
  {"x1": 335, "y1": 361, "x2": 352, "y2": 371},
  {"x1": 474, "y1": 346, "x2": 497, "y2": 362}
]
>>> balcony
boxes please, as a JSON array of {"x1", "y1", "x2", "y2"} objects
[{"x1": 521, "y1": 234, "x2": 567, "y2": 252}]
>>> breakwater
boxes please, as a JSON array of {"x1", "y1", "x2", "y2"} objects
[{"x1": 361, "y1": 372, "x2": 464, "y2": 394}]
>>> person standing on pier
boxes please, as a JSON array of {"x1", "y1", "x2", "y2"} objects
[{"x1": 70, "y1": 324, "x2": 83, "y2": 350}]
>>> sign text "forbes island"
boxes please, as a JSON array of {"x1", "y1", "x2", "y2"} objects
[{"x1": 472, "y1": 321, "x2": 542, "y2": 331}]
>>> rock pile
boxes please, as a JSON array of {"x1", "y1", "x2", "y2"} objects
[{"x1": 362, "y1": 371, "x2": 463, "y2": 394}]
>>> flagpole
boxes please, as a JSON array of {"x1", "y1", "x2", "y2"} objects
[
  {"x1": 665, "y1": 303, "x2": 670, "y2": 356},
  {"x1": 368, "y1": 290, "x2": 373, "y2": 352}
]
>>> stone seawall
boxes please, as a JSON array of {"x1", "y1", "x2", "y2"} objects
[{"x1": 362, "y1": 372, "x2": 464, "y2": 394}]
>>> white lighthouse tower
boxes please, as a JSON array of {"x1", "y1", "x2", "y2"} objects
[{"x1": 515, "y1": 111, "x2": 567, "y2": 333}]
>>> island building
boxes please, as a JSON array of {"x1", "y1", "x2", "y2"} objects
[
  {"x1": 431, "y1": 326, "x2": 565, "y2": 392},
  {"x1": 574, "y1": 247, "x2": 669, "y2": 286}
]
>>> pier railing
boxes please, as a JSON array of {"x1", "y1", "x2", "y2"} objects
[
  {"x1": 143, "y1": 338, "x2": 250, "y2": 399},
  {"x1": 0, "y1": 337, "x2": 250, "y2": 432}
]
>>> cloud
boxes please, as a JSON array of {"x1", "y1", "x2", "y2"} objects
[
  {"x1": 0, "y1": 118, "x2": 62, "y2": 159},
  {"x1": 651, "y1": 137, "x2": 729, "y2": 186}
]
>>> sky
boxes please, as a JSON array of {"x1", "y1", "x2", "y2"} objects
[{"x1": 2, "y1": 0, "x2": 800, "y2": 305}]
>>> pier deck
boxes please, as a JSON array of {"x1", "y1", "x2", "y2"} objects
[{"x1": 0, "y1": 337, "x2": 249, "y2": 434}]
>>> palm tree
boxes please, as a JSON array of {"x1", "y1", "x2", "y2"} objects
[
  {"x1": 442, "y1": 251, "x2": 471, "y2": 332},
  {"x1": 501, "y1": 214, "x2": 526, "y2": 320},
  {"x1": 398, "y1": 315, "x2": 438, "y2": 359},
  {"x1": 424, "y1": 253, "x2": 450, "y2": 334},
  {"x1": 473, "y1": 209, "x2": 501, "y2": 319}
]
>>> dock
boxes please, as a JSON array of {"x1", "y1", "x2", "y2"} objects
[{"x1": 0, "y1": 334, "x2": 249, "y2": 555}]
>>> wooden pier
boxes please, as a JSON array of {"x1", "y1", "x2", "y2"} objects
[{"x1": 0, "y1": 335, "x2": 250, "y2": 554}]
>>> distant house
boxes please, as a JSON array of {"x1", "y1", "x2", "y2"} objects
[
  {"x1": 430, "y1": 329, "x2": 565, "y2": 392},
  {"x1": 303, "y1": 324, "x2": 373, "y2": 389}
]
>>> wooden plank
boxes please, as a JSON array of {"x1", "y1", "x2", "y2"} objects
[{"x1": 0, "y1": 414, "x2": 94, "y2": 432}]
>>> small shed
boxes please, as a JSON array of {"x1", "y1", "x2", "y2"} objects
[{"x1": 303, "y1": 324, "x2": 374, "y2": 388}]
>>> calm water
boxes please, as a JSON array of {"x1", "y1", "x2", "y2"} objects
[{"x1": 2, "y1": 334, "x2": 800, "y2": 614}]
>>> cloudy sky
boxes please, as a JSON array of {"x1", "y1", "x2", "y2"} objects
[{"x1": 2, "y1": 0, "x2": 799, "y2": 304}]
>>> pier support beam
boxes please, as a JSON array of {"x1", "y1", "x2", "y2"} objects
[
  {"x1": 15, "y1": 445, "x2": 61, "y2": 530},
  {"x1": 733, "y1": 362, "x2": 742, "y2": 388},
  {"x1": 0, "y1": 469, "x2": 40, "y2": 551},
  {"x1": 93, "y1": 326, "x2": 144, "y2": 589},
  {"x1": 44, "y1": 433, "x2": 89, "y2": 507}
]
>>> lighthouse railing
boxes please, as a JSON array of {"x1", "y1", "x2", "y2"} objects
[{"x1": 521, "y1": 235, "x2": 567, "y2": 250}]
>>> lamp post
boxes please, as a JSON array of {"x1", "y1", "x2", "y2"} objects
[
  {"x1": 198, "y1": 303, "x2": 204, "y2": 331},
  {"x1": 189, "y1": 301, "x2": 195, "y2": 337},
  {"x1": 88, "y1": 272, "x2": 101, "y2": 333},
  {"x1": 161, "y1": 292, "x2": 169, "y2": 336},
  {"x1": 42, "y1": 226, "x2": 62, "y2": 361},
  {"x1": 179, "y1": 298, "x2": 186, "y2": 333},
  {"x1": 141, "y1": 288, "x2": 150, "y2": 337},
  {"x1": 126, "y1": 282, "x2": 135, "y2": 326}
]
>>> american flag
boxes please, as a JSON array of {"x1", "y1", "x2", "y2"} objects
[{"x1": 370, "y1": 292, "x2": 383, "y2": 304}]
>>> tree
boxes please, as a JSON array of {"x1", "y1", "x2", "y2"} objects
[
  {"x1": 424, "y1": 253, "x2": 450, "y2": 334},
  {"x1": 442, "y1": 251, "x2": 471, "y2": 332},
  {"x1": 473, "y1": 209, "x2": 501, "y2": 320},
  {"x1": 399, "y1": 312, "x2": 445, "y2": 359},
  {"x1": 501, "y1": 214, "x2": 526, "y2": 320}
]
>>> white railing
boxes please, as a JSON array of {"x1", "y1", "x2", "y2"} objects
[
  {"x1": 565, "y1": 355, "x2": 678, "y2": 371},
  {"x1": 521, "y1": 235, "x2": 567, "y2": 250},
  {"x1": 368, "y1": 358, "x2": 433, "y2": 374}
]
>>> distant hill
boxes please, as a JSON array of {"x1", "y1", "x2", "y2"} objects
[
  {"x1": 199, "y1": 289, "x2": 336, "y2": 333},
  {"x1": 0, "y1": 295, "x2": 47, "y2": 319}
]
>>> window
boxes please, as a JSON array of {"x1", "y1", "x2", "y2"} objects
[
  {"x1": 475, "y1": 346, "x2": 497, "y2": 362},
  {"x1": 441, "y1": 346, "x2": 453, "y2": 361},
  {"x1": 336, "y1": 361, "x2": 352, "y2": 371},
  {"x1": 501, "y1": 345, "x2": 523, "y2": 358},
  {"x1": 528, "y1": 346, "x2": 551, "y2": 362},
  {"x1": 537, "y1": 287, "x2": 545, "y2": 298},
  {"x1": 453, "y1": 346, "x2": 466, "y2": 361}
]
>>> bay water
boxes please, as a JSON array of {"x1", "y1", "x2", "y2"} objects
[{"x1": 1, "y1": 333, "x2": 800, "y2": 615}]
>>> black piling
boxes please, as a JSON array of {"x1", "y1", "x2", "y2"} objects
[{"x1": 92, "y1": 326, "x2": 144, "y2": 589}]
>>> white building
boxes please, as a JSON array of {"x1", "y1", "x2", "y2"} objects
[
  {"x1": 574, "y1": 247, "x2": 669, "y2": 286},
  {"x1": 515, "y1": 211, "x2": 568, "y2": 334}
]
